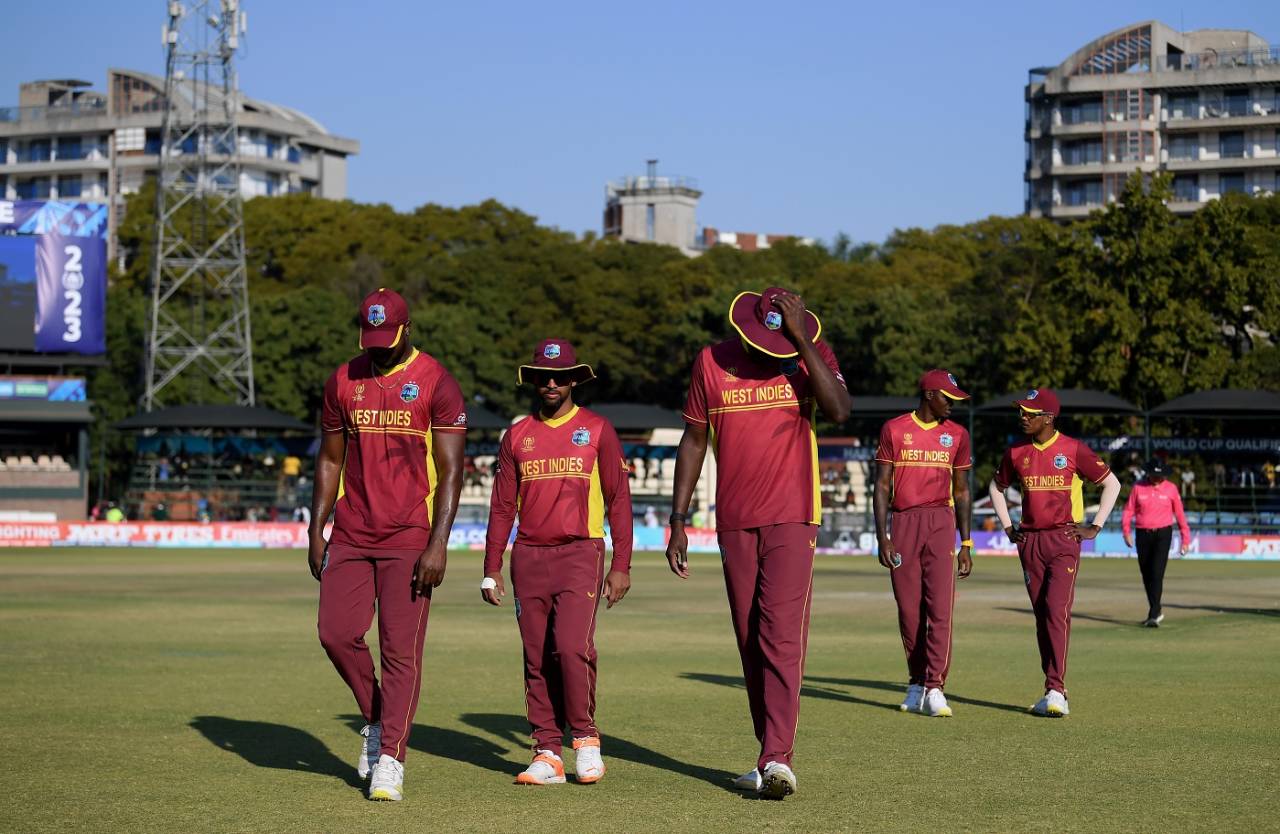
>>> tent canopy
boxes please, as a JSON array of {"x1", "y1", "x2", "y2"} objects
[
  {"x1": 1150, "y1": 389, "x2": 1280, "y2": 417},
  {"x1": 976, "y1": 388, "x2": 1141, "y2": 415},
  {"x1": 589, "y1": 403, "x2": 685, "y2": 430},
  {"x1": 115, "y1": 404, "x2": 311, "y2": 432},
  {"x1": 0, "y1": 400, "x2": 93, "y2": 424},
  {"x1": 465, "y1": 404, "x2": 510, "y2": 430}
]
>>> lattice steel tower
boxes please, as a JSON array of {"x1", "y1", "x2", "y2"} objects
[{"x1": 144, "y1": 0, "x2": 254, "y2": 410}]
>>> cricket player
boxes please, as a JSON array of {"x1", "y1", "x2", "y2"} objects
[
  {"x1": 667, "y1": 287, "x2": 850, "y2": 800},
  {"x1": 873, "y1": 369, "x2": 973, "y2": 718},
  {"x1": 308, "y1": 288, "x2": 468, "y2": 800},
  {"x1": 987, "y1": 388, "x2": 1120, "y2": 717},
  {"x1": 482, "y1": 339, "x2": 633, "y2": 785}
]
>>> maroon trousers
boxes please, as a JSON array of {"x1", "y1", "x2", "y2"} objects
[
  {"x1": 510, "y1": 539, "x2": 606, "y2": 755},
  {"x1": 718, "y1": 523, "x2": 816, "y2": 771},
  {"x1": 317, "y1": 545, "x2": 431, "y2": 763},
  {"x1": 888, "y1": 505, "x2": 957, "y2": 689},
  {"x1": 1018, "y1": 529, "x2": 1081, "y2": 695}
]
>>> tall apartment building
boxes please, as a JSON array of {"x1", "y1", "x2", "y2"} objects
[
  {"x1": 0, "y1": 70, "x2": 359, "y2": 256},
  {"x1": 1025, "y1": 22, "x2": 1280, "y2": 219}
]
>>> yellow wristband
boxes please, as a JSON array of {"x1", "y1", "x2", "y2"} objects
[{"x1": 960, "y1": 539, "x2": 974, "y2": 548}]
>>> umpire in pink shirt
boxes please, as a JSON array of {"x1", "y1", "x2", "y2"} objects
[{"x1": 1121, "y1": 459, "x2": 1191, "y2": 627}]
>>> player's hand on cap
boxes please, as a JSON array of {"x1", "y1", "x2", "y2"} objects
[
  {"x1": 665, "y1": 526, "x2": 690, "y2": 579},
  {"x1": 481, "y1": 573, "x2": 506, "y2": 606},
  {"x1": 770, "y1": 291, "x2": 808, "y2": 346},
  {"x1": 412, "y1": 542, "x2": 448, "y2": 596},
  {"x1": 603, "y1": 570, "x2": 630, "y2": 609},
  {"x1": 957, "y1": 545, "x2": 973, "y2": 579}
]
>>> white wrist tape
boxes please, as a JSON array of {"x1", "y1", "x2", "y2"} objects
[{"x1": 480, "y1": 577, "x2": 497, "y2": 591}]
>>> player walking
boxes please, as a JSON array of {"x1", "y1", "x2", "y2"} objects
[
  {"x1": 1121, "y1": 459, "x2": 1191, "y2": 627},
  {"x1": 873, "y1": 370, "x2": 973, "y2": 718},
  {"x1": 308, "y1": 288, "x2": 468, "y2": 800},
  {"x1": 667, "y1": 287, "x2": 850, "y2": 800},
  {"x1": 483, "y1": 339, "x2": 633, "y2": 786},
  {"x1": 987, "y1": 388, "x2": 1120, "y2": 717}
]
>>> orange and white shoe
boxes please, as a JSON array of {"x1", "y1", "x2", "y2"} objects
[
  {"x1": 573, "y1": 737, "x2": 606, "y2": 784},
  {"x1": 515, "y1": 750, "x2": 566, "y2": 785}
]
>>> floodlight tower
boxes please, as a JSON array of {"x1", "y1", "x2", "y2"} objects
[{"x1": 144, "y1": 0, "x2": 254, "y2": 410}]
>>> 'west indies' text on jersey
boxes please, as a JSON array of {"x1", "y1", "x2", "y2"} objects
[
  {"x1": 875, "y1": 412, "x2": 972, "y2": 511},
  {"x1": 321, "y1": 348, "x2": 467, "y2": 550},
  {"x1": 682, "y1": 338, "x2": 846, "y2": 531},
  {"x1": 484, "y1": 405, "x2": 633, "y2": 574},
  {"x1": 994, "y1": 432, "x2": 1111, "y2": 530}
]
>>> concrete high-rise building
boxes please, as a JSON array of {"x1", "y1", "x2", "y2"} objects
[
  {"x1": 603, "y1": 160, "x2": 702, "y2": 256},
  {"x1": 0, "y1": 70, "x2": 359, "y2": 257},
  {"x1": 1025, "y1": 22, "x2": 1280, "y2": 219}
]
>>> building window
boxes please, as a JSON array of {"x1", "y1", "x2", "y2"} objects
[
  {"x1": 25, "y1": 139, "x2": 51, "y2": 163},
  {"x1": 1220, "y1": 173, "x2": 1246, "y2": 194},
  {"x1": 300, "y1": 179, "x2": 318, "y2": 194},
  {"x1": 16, "y1": 177, "x2": 51, "y2": 199},
  {"x1": 1064, "y1": 180, "x2": 1103, "y2": 206},
  {"x1": 1224, "y1": 91, "x2": 1249, "y2": 117},
  {"x1": 58, "y1": 175, "x2": 82, "y2": 198},
  {"x1": 1168, "y1": 135, "x2": 1198, "y2": 161},
  {"x1": 1219, "y1": 131, "x2": 1245, "y2": 159},
  {"x1": 287, "y1": 146, "x2": 301, "y2": 164},
  {"x1": 1061, "y1": 99, "x2": 1102, "y2": 125},
  {"x1": 0, "y1": 138, "x2": 7, "y2": 163},
  {"x1": 1167, "y1": 93, "x2": 1198, "y2": 119},
  {"x1": 1063, "y1": 139, "x2": 1103, "y2": 165},
  {"x1": 1173, "y1": 174, "x2": 1199, "y2": 202},
  {"x1": 56, "y1": 136, "x2": 82, "y2": 161},
  {"x1": 646, "y1": 203, "x2": 655, "y2": 240}
]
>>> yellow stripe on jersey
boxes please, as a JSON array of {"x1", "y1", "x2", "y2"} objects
[
  {"x1": 810, "y1": 401, "x2": 821, "y2": 525},
  {"x1": 587, "y1": 461, "x2": 605, "y2": 539},
  {"x1": 351, "y1": 426, "x2": 430, "y2": 439},
  {"x1": 521, "y1": 472, "x2": 593, "y2": 482},
  {"x1": 424, "y1": 429, "x2": 437, "y2": 524},
  {"x1": 893, "y1": 461, "x2": 954, "y2": 468},
  {"x1": 708, "y1": 398, "x2": 814, "y2": 416},
  {"x1": 1070, "y1": 473, "x2": 1084, "y2": 523}
]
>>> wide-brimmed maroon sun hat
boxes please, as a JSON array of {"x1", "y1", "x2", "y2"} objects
[
  {"x1": 728, "y1": 286, "x2": 821, "y2": 358},
  {"x1": 517, "y1": 338, "x2": 596, "y2": 385}
]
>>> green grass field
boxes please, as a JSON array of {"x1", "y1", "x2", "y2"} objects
[{"x1": 1, "y1": 549, "x2": 1277, "y2": 833}]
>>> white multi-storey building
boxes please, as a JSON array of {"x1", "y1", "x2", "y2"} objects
[
  {"x1": 1026, "y1": 22, "x2": 1280, "y2": 219},
  {"x1": 0, "y1": 70, "x2": 359, "y2": 255}
]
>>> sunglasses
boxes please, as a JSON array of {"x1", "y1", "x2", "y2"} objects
[{"x1": 1020, "y1": 410, "x2": 1052, "y2": 418}]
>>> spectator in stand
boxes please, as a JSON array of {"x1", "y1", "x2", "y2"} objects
[
  {"x1": 1240, "y1": 466, "x2": 1256, "y2": 488},
  {"x1": 643, "y1": 506, "x2": 659, "y2": 528},
  {"x1": 105, "y1": 502, "x2": 125, "y2": 523},
  {"x1": 1213, "y1": 462, "x2": 1226, "y2": 488},
  {"x1": 152, "y1": 502, "x2": 169, "y2": 521},
  {"x1": 158, "y1": 457, "x2": 171, "y2": 482},
  {"x1": 1122, "y1": 459, "x2": 1191, "y2": 628},
  {"x1": 1265, "y1": 461, "x2": 1276, "y2": 489},
  {"x1": 1180, "y1": 467, "x2": 1196, "y2": 497},
  {"x1": 283, "y1": 455, "x2": 302, "y2": 489}
]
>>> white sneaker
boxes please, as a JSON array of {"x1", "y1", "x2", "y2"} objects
[
  {"x1": 900, "y1": 683, "x2": 924, "y2": 713},
  {"x1": 1030, "y1": 689, "x2": 1069, "y2": 717},
  {"x1": 358, "y1": 723, "x2": 381, "y2": 779},
  {"x1": 368, "y1": 754, "x2": 404, "y2": 801},
  {"x1": 758, "y1": 761, "x2": 797, "y2": 800},
  {"x1": 732, "y1": 768, "x2": 762, "y2": 791},
  {"x1": 922, "y1": 687, "x2": 953, "y2": 717},
  {"x1": 515, "y1": 750, "x2": 566, "y2": 785},
  {"x1": 572, "y1": 737, "x2": 605, "y2": 784}
]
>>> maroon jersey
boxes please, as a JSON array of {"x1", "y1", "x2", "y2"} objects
[
  {"x1": 485, "y1": 405, "x2": 634, "y2": 574},
  {"x1": 994, "y1": 432, "x2": 1111, "y2": 530},
  {"x1": 875, "y1": 412, "x2": 971, "y2": 511},
  {"x1": 321, "y1": 348, "x2": 468, "y2": 550},
  {"x1": 682, "y1": 338, "x2": 846, "y2": 531}
]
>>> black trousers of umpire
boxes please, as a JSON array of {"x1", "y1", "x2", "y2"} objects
[{"x1": 1136, "y1": 526, "x2": 1173, "y2": 619}]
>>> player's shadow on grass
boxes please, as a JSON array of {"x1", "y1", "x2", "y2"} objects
[
  {"x1": 190, "y1": 716, "x2": 364, "y2": 789},
  {"x1": 995, "y1": 606, "x2": 1138, "y2": 627},
  {"x1": 1163, "y1": 603, "x2": 1280, "y2": 618},
  {"x1": 459, "y1": 712, "x2": 738, "y2": 792},
  {"x1": 683, "y1": 672, "x2": 1026, "y2": 715}
]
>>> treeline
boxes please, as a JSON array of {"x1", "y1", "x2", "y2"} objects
[{"x1": 97, "y1": 173, "x2": 1280, "y2": 445}]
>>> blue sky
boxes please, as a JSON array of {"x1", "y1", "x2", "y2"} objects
[{"x1": 5, "y1": 1, "x2": 1280, "y2": 244}]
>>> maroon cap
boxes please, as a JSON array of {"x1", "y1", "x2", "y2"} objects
[
  {"x1": 728, "y1": 287, "x2": 821, "y2": 359},
  {"x1": 358, "y1": 288, "x2": 410, "y2": 350},
  {"x1": 919, "y1": 369, "x2": 970, "y2": 400},
  {"x1": 517, "y1": 338, "x2": 596, "y2": 385},
  {"x1": 1014, "y1": 387, "x2": 1060, "y2": 416}
]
